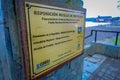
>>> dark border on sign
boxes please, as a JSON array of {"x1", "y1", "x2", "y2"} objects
[{"x1": 26, "y1": 2, "x2": 84, "y2": 79}]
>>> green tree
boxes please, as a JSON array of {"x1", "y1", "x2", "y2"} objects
[
  {"x1": 117, "y1": 0, "x2": 120, "y2": 9},
  {"x1": 65, "y1": 0, "x2": 72, "y2": 5}
]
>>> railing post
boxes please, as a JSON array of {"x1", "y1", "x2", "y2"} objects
[
  {"x1": 95, "y1": 31, "x2": 97, "y2": 42},
  {"x1": 115, "y1": 32, "x2": 119, "y2": 45},
  {"x1": 85, "y1": 30, "x2": 120, "y2": 45}
]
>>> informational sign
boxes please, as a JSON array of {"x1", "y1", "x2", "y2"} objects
[{"x1": 25, "y1": 2, "x2": 85, "y2": 79}]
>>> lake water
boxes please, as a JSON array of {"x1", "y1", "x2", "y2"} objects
[{"x1": 85, "y1": 22, "x2": 111, "y2": 27}]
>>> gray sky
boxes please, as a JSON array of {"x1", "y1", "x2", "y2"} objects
[{"x1": 83, "y1": 0, "x2": 120, "y2": 17}]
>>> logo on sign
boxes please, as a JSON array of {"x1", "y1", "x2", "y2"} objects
[{"x1": 77, "y1": 26, "x2": 82, "y2": 34}]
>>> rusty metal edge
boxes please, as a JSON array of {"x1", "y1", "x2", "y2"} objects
[{"x1": 15, "y1": 0, "x2": 31, "y2": 80}]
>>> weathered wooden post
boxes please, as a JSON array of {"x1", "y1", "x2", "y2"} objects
[{"x1": 0, "y1": 0, "x2": 86, "y2": 80}]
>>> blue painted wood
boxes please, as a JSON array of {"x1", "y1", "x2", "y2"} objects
[
  {"x1": 0, "y1": 0, "x2": 25, "y2": 80},
  {"x1": 0, "y1": 22, "x2": 12, "y2": 80}
]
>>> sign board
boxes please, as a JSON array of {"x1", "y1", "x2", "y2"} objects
[{"x1": 25, "y1": 2, "x2": 85, "y2": 79}]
